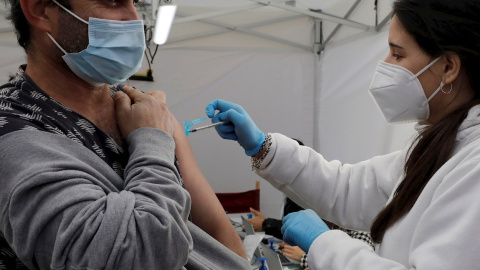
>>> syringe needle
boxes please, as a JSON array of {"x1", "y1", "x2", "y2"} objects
[{"x1": 189, "y1": 122, "x2": 226, "y2": 133}]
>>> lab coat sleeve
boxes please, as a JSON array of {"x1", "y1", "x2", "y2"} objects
[
  {"x1": 256, "y1": 133, "x2": 405, "y2": 231},
  {"x1": 0, "y1": 128, "x2": 193, "y2": 270},
  {"x1": 307, "y1": 155, "x2": 480, "y2": 269},
  {"x1": 308, "y1": 230, "x2": 406, "y2": 270}
]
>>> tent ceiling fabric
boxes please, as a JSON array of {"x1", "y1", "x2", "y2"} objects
[
  {"x1": 166, "y1": 0, "x2": 394, "y2": 51},
  {"x1": 0, "y1": 0, "x2": 394, "y2": 50}
]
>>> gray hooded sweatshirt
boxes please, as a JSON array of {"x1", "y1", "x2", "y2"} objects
[{"x1": 0, "y1": 128, "x2": 250, "y2": 270}]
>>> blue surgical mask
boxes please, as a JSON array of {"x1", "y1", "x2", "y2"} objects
[{"x1": 47, "y1": 0, "x2": 146, "y2": 86}]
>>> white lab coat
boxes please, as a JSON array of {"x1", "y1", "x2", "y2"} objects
[{"x1": 256, "y1": 105, "x2": 480, "y2": 269}]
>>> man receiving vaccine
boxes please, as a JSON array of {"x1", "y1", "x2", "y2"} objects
[{"x1": 0, "y1": 0, "x2": 249, "y2": 269}]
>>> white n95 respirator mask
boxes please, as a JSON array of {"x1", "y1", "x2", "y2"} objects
[
  {"x1": 47, "y1": 0, "x2": 146, "y2": 86},
  {"x1": 369, "y1": 57, "x2": 443, "y2": 123}
]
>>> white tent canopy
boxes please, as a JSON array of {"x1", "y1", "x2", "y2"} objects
[
  {"x1": 163, "y1": 0, "x2": 393, "y2": 52},
  {"x1": 0, "y1": 0, "x2": 415, "y2": 219}
]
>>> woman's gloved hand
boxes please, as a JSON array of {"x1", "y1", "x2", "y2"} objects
[
  {"x1": 206, "y1": 99, "x2": 265, "y2": 156},
  {"x1": 281, "y1": 209, "x2": 330, "y2": 252}
]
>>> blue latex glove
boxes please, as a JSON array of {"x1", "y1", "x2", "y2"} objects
[
  {"x1": 281, "y1": 209, "x2": 330, "y2": 252},
  {"x1": 206, "y1": 99, "x2": 265, "y2": 156}
]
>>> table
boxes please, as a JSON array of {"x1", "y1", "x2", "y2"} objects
[{"x1": 228, "y1": 213, "x2": 301, "y2": 270}]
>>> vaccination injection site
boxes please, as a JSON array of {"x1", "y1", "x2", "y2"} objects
[{"x1": 1, "y1": 0, "x2": 480, "y2": 269}]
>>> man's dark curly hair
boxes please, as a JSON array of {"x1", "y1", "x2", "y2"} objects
[{"x1": 3, "y1": 0, "x2": 70, "y2": 51}]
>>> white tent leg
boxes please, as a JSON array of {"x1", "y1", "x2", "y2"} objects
[
  {"x1": 320, "y1": 0, "x2": 362, "y2": 51},
  {"x1": 313, "y1": 19, "x2": 323, "y2": 55},
  {"x1": 376, "y1": 12, "x2": 392, "y2": 31}
]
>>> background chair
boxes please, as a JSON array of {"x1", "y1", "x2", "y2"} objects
[{"x1": 216, "y1": 181, "x2": 260, "y2": 213}]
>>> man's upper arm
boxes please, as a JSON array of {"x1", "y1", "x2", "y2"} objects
[{"x1": 0, "y1": 129, "x2": 193, "y2": 270}]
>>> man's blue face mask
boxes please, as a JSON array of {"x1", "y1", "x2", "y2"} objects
[{"x1": 47, "y1": 0, "x2": 146, "y2": 86}]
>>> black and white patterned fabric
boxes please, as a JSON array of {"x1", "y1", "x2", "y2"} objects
[
  {"x1": 0, "y1": 235, "x2": 28, "y2": 270},
  {"x1": 300, "y1": 253, "x2": 308, "y2": 269},
  {"x1": 0, "y1": 66, "x2": 184, "y2": 268},
  {"x1": 297, "y1": 229, "x2": 373, "y2": 269},
  {"x1": 0, "y1": 66, "x2": 129, "y2": 177},
  {"x1": 346, "y1": 229, "x2": 375, "y2": 248}
]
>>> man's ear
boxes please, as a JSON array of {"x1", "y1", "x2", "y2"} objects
[
  {"x1": 442, "y1": 52, "x2": 462, "y2": 85},
  {"x1": 20, "y1": 0, "x2": 57, "y2": 33}
]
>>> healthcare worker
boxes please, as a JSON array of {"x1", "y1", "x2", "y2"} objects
[{"x1": 206, "y1": 0, "x2": 480, "y2": 269}]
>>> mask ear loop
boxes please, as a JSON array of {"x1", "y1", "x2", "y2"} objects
[
  {"x1": 442, "y1": 82, "x2": 453, "y2": 94},
  {"x1": 47, "y1": 0, "x2": 89, "y2": 55},
  {"x1": 52, "y1": 0, "x2": 89, "y2": 24},
  {"x1": 422, "y1": 81, "x2": 445, "y2": 106},
  {"x1": 409, "y1": 57, "x2": 442, "y2": 81},
  {"x1": 46, "y1": 33, "x2": 68, "y2": 55}
]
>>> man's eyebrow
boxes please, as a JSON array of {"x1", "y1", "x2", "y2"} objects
[{"x1": 389, "y1": 42, "x2": 404, "y2": 49}]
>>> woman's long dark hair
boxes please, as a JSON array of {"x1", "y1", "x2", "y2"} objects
[{"x1": 370, "y1": 0, "x2": 480, "y2": 244}]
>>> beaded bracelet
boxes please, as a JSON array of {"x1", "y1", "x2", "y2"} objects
[{"x1": 251, "y1": 133, "x2": 272, "y2": 170}]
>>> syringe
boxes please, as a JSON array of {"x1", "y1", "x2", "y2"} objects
[
  {"x1": 184, "y1": 117, "x2": 226, "y2": 136},
  {"x1": 189, "y1": 122, "x2": 226, "y2": 133}
]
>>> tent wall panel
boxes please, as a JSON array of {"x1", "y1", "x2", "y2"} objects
[
  {"x1": 133, "y1": 47, "x2": 316, "y2": 219},
  {"x1": 316, "y1": 29, "x2": 415, "y2": 165}
]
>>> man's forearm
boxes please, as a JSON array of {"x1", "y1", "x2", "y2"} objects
[
  {"x1": 172, "y1": 118, "x2": 247, "y2": 259},
  {"x1": 182, "y1": 173, "x2": 247, "y2": 259}
]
